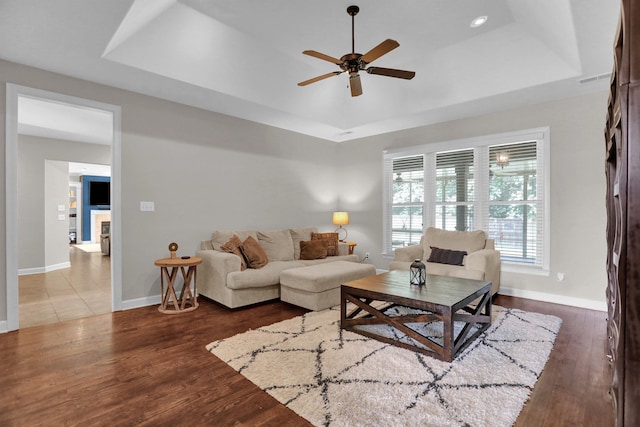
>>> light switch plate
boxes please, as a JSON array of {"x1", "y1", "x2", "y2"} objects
[
  {"x1": 58, "y1": 204, "x2": 65, "y2": 211},
  {"x1": 58, "y1": 214, "x2": 65, "y2": 220},
  {"x1": 140, "y1": 201, "x2": 155, "y2": 212}
]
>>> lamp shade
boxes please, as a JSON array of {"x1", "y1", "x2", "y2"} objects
[{"x1": 332, "y1": 211, "x2": 350, "y2": 226}]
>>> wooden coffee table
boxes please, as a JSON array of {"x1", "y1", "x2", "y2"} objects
[{"x1": 340, "y1": 270, "x2": 492, "y2": 362}]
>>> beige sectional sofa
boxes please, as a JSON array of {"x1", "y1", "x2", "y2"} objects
[
  {"x1": 389, "y1": 227, "x2": 501, "y2": 295},
  {"x1": 196, "y1": 227, "x2": 361, "y2": 309}
]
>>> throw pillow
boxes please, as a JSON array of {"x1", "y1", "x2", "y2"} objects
[
  {"x1": 220, "y1": 234, "x2": 247, "y2": 271},
  {"x1": 289, "y1": 227, "x2": 317, "y2": 260},
  {"x1": 239, "y1": 236, "x2": 269, "y2": 269},
  {"x1": 311, "y1": 232, "x2": 339, "y2": 256},
  {"x1": 427, "y1": 246, "x2": 467, "y2": 266},
  {"x1": 211, "y1": 229, "x2": 258, "y2": 251},
  {"x1": 299, "y1": 239, "x2": 328, "y2": 260}
]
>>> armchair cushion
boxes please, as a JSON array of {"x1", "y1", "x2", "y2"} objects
[{"x1": 423, "y1": 227, "x2": 486, "y2": 260}]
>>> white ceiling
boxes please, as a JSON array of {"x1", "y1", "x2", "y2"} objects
[
  {"x1": 18, "y1": 96, "x2": 114, "y2": 145},
  {"x1": 0, "y1": 0, "x2": 620, "y2": 142},
  {"x1": 69, "y1": 162, "x2": 111, "y2": 178}
]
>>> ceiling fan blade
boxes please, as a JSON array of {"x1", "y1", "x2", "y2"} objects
[
  {"x1": 361, "y1": 39, "x2": 400, "y2": 64},
  {"x1": 366, "y1": 67, "x2": 415, "y2": 80},
  {"x1": 302, "y1": 50, "x2": 343, "y2": 65},
  {"x1": 349, "y1": 73, "x2": 363, "y2": 97},
  {"x1": 298, "y1": 71, "x2": 343, "y2": 87}
]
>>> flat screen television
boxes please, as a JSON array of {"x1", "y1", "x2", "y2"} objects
[{"x1": 89, "y1": 181, "x2": 110, "y2": 206}]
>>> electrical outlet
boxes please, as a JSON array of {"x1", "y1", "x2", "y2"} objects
[{"x1": 365, "y1": 252, "x2": 370, "y2": 258}]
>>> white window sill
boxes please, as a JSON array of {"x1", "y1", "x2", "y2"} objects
[{"x1": 500, "y1": 262, "x2": 550, "y2": 277}]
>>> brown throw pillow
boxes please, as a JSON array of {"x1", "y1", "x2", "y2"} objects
[
  {"x1": 427, "y1": 246, "x2": 467, "y2": 266},
  {"x1": 311, "y1": 232, "x2": 339, "y2": 256},
  {"x1": 220, "y1": 234, "x2": 247, "y2": 271},
  {"x1": 299, "y1": 239, "x2": 328, "y2": 260},
  {"x1": 239, "y1": 236, "x2": 269, "y2": 269}
]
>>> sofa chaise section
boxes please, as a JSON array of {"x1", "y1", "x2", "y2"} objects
[{"x1": 196, "y1": 227, "x2": 358, "y2": 308}]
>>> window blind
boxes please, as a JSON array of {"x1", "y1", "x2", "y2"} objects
[
  {"x1": 486, "y1": 141, "x2": 542, "y2": 266},
  {"x1": 434, "y1": 149, "x2": 475, "y2": 231}
]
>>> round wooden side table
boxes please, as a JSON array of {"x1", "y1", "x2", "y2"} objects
[{"x1": 154, "y1": 256, "x2": 202, "y2": 314}]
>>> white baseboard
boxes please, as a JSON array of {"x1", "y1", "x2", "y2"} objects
[
  {"x1": 498, "y1": 287, "x2": 607, "y2": 312},
  {"x1": 19, "y1": 262, "x2": 71, "y2": 276},
  {"x1": 121, "y1": 295, "x2": 162, "y2": 311},
  {"x1": 0, "y1": 320, "x2": 7, "y2": 334}
]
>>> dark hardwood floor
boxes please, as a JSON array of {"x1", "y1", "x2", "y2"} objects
[{"x1": 0, "y1": 294, "x2": 613, "y2": 426}]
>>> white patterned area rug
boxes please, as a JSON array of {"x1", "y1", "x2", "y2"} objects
[{"x1": 206, "y1": 305, "x2": 561, "y2": 427}]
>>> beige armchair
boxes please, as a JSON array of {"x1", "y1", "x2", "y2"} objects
[{"x1": 389, "y1": 227, "x2": 501, "y2": 295}]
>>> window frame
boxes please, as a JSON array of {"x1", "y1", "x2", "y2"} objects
[
  {"x1": 382, "y1": 127, "x2": 550, "y2": 275},
  {"x1": 389, "y1": 156, "x2": 425, "y2": 251}
]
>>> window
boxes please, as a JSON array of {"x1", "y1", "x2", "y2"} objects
[
  {"x1": 390, "y1": 156, "x2": 424, "y2": 250},
  {"x1": 435, "y1": 149, "x2": 475, "y2": 231},
  {"x1": 487, "y1": 142, "x2": 540, "y2": 265},
  {"x1": 383, "y1": 128, "x2": 549, "y2": 273}
]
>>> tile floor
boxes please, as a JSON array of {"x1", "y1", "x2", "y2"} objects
[{"x1": 19, "y1": 245, "x2": 111, "y2": 328}]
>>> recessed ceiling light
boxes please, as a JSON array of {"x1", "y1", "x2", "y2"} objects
[{"x1": 470, "y1": 16, "x2": 488, "y2": 28}]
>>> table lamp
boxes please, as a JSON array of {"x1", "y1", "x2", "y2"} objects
[{"x1": 332, "y1": 211, "x2": 349, "y2": 241}]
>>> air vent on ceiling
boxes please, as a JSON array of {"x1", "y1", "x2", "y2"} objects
[{"x1": 579, "y1": 72, "x2": 612, "y2": 84}]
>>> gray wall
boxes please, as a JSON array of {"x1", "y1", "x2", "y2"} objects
[
  {"x1": 17, "y1": 134, "x2": 111, "y2": 270},
  {"x1": 0, "y1": 59, "x2": 339, "y2": 320},
  {"x1": 0, "y1": 58, "x2": 609, "y2": 325},
  {"x1": 338, "y1": 91, "x2": 608, "y2": 307},
  {"x1": 43, "y1": 160, "x2": 70, "y2": 270}
]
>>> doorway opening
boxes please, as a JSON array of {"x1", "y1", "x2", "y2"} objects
[{"x1": 5, "y1": 84, "x2": 122, "y2": 331}]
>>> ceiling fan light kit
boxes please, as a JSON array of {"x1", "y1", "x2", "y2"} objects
[{"x1": 298, "y1": 5, "x2": 415, "y2": 97}]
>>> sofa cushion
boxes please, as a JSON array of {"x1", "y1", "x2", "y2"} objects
[
  {"x1": 299, "y1": 254, "x2": 359, "y2": 266},
  {"x1": 211, "y1": 229, "x2": 257, "y2": 251},
  {"x1": 280, "y1": 261, "x2": 376, "y2": 294},
  {"x1": 423, "y1": 227, "x2": 486, "y2": 260},
  {"x1": 257, "y1": 229, "x2": 294, "y2": 261},
  {"x1": 226, "y1": 261, "x2": 305, "y2": 290},
  {"x1": 220, "y1": 234, "x2": 247, "y2": 270},
  {"x1": 289, "y1": 227, "x2": 318, "y2": 260},
  {"x1": 239, "y1": 236, "x2": 269, "y2": 269},
  {"x1": 311, "y1": 232, "x2": 339, "y2": 256},
  {"x1": 427, "y1": 246, "x2": 467, "y2": 266},
  {"x1": 299, "y1": 239, "x2": 328, "y2": 260}
]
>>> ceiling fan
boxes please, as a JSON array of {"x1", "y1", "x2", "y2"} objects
[{"x1": 298, "y1": 5, "x2": 415, "y2": 97}]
